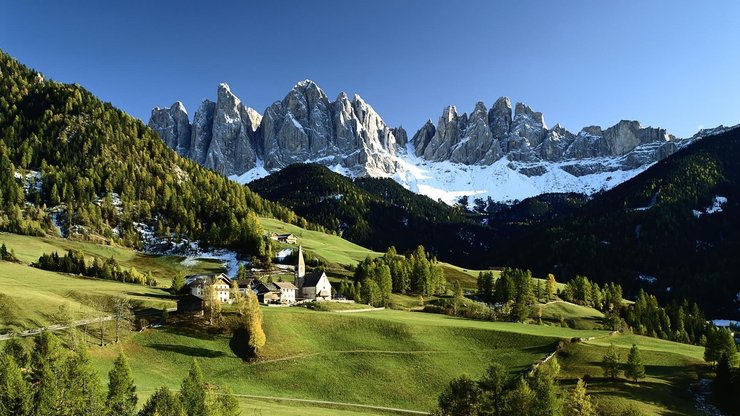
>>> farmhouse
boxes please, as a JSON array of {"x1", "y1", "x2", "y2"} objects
[
  {"x1": 294, "y1": 245, "x2": 332, "y2": 301},
  {"x1": 185, "y1": 273, "x2": 232, "y2": 304},
  {"x1": 176, "y1": 294, "x2": 205, "y2": 314},
  {"x1": 270, "y1": 232, "x2": 298, "y2": 244},
  {"x1": 254, "y1": 280, "x2": 298, "y2": 304}
]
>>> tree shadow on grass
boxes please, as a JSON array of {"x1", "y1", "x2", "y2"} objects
[
  {"x1": 125, "y1": 291, "x2": 177, "y2": 301},
  {"x1": 146, "y1": 343, "x2": 230, "y2": 358},
  {"x1": 230, "y1": 327, "x2": 257, "y2": 361}
]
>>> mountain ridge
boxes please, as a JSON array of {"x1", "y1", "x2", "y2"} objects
[{"x1": 150, "y1": 80, "x2": 702, "y2": 203}]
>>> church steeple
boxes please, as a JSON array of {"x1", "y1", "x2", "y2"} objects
[{"x1": 295, "y1": 245, "x2": 306, "y2": 288}]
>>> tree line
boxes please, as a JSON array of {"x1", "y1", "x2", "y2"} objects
[
  {"x1": 0, "y1": 331, "x2": 238, "y2": 416},
  {"x1": 339, "y1": 245, "x2": 445, "y2": 307},
  {"x1": 33, "y1": 249, "x2": 158, "y2": 286},
  {"x1": 434, "y1": 358, "x2": 615, "y2": 416}
]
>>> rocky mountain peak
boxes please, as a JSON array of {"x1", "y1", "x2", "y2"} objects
[{"x1": 148, "y1": 102, "x2": 191, "y2": 157}]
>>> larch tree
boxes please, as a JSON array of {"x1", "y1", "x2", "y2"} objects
[
  {"x1": 546, "y1": 274, "x2": 557, "y2": 301},
  {"x1": 179, "y1": 360, "x2": 206, "y2": 416},
  {"x1": 106, "y1": 351, "x2": 137, "y2": 416},
  {"x1": 242, "y1": 289, "x2": 266, "y2": 355},
  {"x1": 564, "y1": 379, "x2": 595, "y2": 416}
]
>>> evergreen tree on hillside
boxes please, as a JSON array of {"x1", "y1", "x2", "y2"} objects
[
  {"x1": 106, "y1": 352, "x2": 137, "y2": 416},
  {"x1": 546, "y1": 274, "x2": 557, "y2": 301},
  {"x1": 0, "y1": 353, "x2": 31, "y2": 416},
  {"x1": 138, "y1": 386, "x2": 184, "y2": 416},
  {"x1": 30, "y1": 331, "x2": 65, "y2": 416},
  {"x1": 65, "y1": 346, "x2": 104, "y2": 415},
  {"x1": 530, "y1": 358, "x2": 562, "y2": 416},
  {"x1": 625, "y1": 344, "x2": 645, "y2": 383},
  {"x1": 564, "y1": 379, "x2": 595, "y2": 416},
  {"x1": 704, "y1": 326, "x2": 737, "y2": 366},
  {"x1": 602, "y1": 344, "x2": 621, "y2": 380},
  {"x1": 478, "y1": 362, "x2": 508, "y2": 416},
  {"x1": 179, "y1": 360, "x2": 206, "y2": 416},
  {"x1": 505, "y1": 378, "x2": 534, "y2": 416},
  {"x1": 435, "y1": 375, "x2": 482, "y2": 416}
]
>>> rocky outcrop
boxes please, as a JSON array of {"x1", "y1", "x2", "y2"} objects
[
  {"x1": 412, "y1": 120, "x2": 436, "y2": 156},
  {"x1": 148, "y1": 102, "x2": 191, "y2": 157}
]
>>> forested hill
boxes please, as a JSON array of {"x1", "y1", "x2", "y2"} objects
[
  {"x1": 0, "y1": 50, "x2": 303, "y2": 258},
  {"x1": 249, "y1": 163, "x2": 495, "y2": 266},
  {"x1": 501, "y1": 126, "x2": 740, "y2": 318}
]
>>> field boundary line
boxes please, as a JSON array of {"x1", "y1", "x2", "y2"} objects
[{"x1": 0, "y1": 315, "x2": 113, "y2": 341}]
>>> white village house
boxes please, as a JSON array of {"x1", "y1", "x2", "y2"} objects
[
  {"x1": 185, "y1": 273, "x2": 233, "y2": 304},
  {"x1": 294, "y1": 246, "x2": 332, "y2": 301}
]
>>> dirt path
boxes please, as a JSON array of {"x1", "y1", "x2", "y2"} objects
[
  {"x1": 226, "y1": 392, "x2": 430, "y2": 415},
  {"x1": 255, "y1": 349, "x2": 447, "y2": 365},
  {"x1": 136, "y1": 388, "x2": 430, "y2": 415},
  {"x1": 333, "y1": 307, "x2": 386, "y2": 313}
]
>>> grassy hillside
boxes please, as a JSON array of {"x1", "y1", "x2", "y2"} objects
[
  {"x1": 0, "y1": 261, "x2": 173, "y2": 331},
  {"x1": 533, "y1": 301, "x2": 605, "y2": 330},
  {"x1": 86, "y1": 308, "x2": 571, "y2": 412},
  {"x1": 559, "y1": 335, "x2": 706, "y2": 415},
  {"x1": 259, "y1": 217, "x2": 381, "y2": 265}
]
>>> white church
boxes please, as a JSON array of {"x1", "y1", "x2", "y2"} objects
[{"x1": 294, "y1": 246, "x2": 332, "y2": 301}]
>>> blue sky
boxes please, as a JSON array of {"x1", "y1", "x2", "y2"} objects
[{"x1": 1, "y1": 0, "x2": 738, "y2": 137}]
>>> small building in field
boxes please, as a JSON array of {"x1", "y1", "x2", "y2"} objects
[
  {"x1": 270, "y1": 233, "x2": 298, "y2": 244},
  {"x1": 185, "y1": 273, "x2": 233, "y2": 304},
  {"x1": 177, "y1": 295, "x2": 204, "y2": 314},
  {"x1": 273, "y1": 281, "x2": 298, "y2": 304},
  {"x1": 254, "y1": 280, "x2": 298, "y2": 304},
  {"x1": 294, "y1": 245, "x2": 332, "y2": 301}
]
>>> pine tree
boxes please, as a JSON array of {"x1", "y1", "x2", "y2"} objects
[
  {"x1": 506, "y1": 377, "x2": 534, "y2": 416},
  {"x1": 106, "y1": 351, "x2": 137, "y2": 416},
  {"x1": 0, "y1": 353, "x2": 31, "y2": 416},
  {"x1": 530, "y1": 358, "x2": 562, "y2": 416},
  {"x1": 31, "y1": 331, "x2": 65, "y2": 416},
  {"x1": 602, "y1": 344, "x2": 621, "y2": 380},
  {"x1": 65, "y1": 346, "x2": 104, "y2": 415},
  {"x1": 179, "y1": 360, "x2": 206, "y2": 416},
  {"x1": 625, "y1": 344, "x2": 646, "y2": 383},
  {"x1": 139, "y1": 386, "x2": 184, "y2": 416},
  {"x1": 436, "y1": 375, "x2": 482, "y2": 416},
  {"x1": 478, "y1": 362, "x2": 508, "y2": 416},
  {"x1": 564, "y1": 379, "x2": 595, "y2": 416}
]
